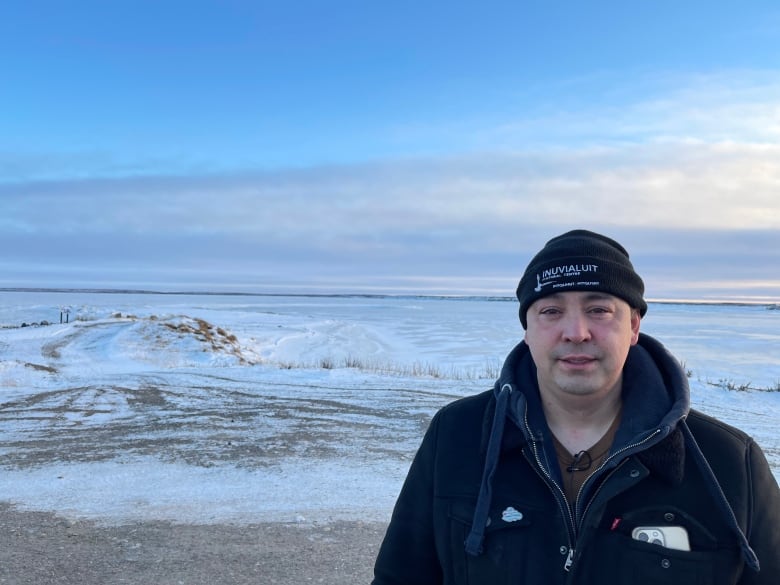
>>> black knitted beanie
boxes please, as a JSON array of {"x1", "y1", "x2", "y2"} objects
[{"x1": 516, "y1": 229, "x2": 647, "y2": 329}]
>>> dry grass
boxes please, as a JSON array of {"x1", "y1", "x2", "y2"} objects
[
  {"x1": 161, "y1": 317, "x2": 249, "y2": 363},
  {"x1": 276, "y1": 355, "x2": 500, "y2": 381}
]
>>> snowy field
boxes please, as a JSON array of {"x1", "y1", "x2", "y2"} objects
[{"x1": 0, "y1": 291, "x2": 778, "y2": 526}]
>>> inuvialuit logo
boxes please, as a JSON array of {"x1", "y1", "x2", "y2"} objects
[{"x1": 534, "y1": 264, "x2": 599, "y2": 292}]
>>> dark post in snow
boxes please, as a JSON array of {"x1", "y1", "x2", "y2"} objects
[{"x1": 60, "y1": 306, "x2": 71, "y2": 324}]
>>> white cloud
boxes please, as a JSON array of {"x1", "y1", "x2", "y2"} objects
[
  {"x1": 470, "y1": 70, "x2": 780, "y2": 149},
  {"x1": 2, "y1": 70, "x2": 780, "y2": 297},
  {"x1": 4, "y1": 139, "x2": 780, "y2": 237}
]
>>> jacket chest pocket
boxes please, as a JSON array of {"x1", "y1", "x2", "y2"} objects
[
  {"x1": 593, "y1": 530, "x2": 746, "y2": 585},
  {"x1": 447, "y1": 500, "x2": 565, "y2": 585},
  {"x1": 579, "y1": 507, "x2": 742, "y2": 585}
]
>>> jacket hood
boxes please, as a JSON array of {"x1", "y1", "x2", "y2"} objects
[
  {"x1": 497, "y1": 332, "x2": 690, "y2": 439},
  {"x1": 464, "y1": 332, "x2": 759, "y2": 572}
]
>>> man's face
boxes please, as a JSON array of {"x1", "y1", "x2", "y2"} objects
[{"x1": 524, "y1": 291, "x2": 641, "y2": 401}]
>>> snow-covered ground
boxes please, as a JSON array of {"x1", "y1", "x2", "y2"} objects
[{"x1": 0, "y1": 291, "x2": 778, "y2": 526}]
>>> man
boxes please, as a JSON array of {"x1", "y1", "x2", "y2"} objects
[{"x1": 372, "y1": 229, "x2": 779, "y2": 584}]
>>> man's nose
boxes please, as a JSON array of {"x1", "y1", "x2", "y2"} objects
[{"x1": 561, "y1": 312, "x2": 591, "y2": 343}]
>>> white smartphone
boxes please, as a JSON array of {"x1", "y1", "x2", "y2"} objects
[{"x1": 631, "y1": 526, "x2": 690, "y2": 551}]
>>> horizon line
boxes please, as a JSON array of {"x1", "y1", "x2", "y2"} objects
[{"x1": 1, "y1": 286, "x2": 778, "y2": 308}]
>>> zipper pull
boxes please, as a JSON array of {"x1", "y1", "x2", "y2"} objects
[{"x1": 564, "y1": 548, "x2": 575, "y2": 572}]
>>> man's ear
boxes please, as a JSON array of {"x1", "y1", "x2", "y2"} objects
[{"x1": 630, "y1": 309, "x2": 641, "y2": 345}]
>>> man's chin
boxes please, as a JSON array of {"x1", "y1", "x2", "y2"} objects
[{"x1": 554, "y1": 374, "x2": 603, "y2": 396}]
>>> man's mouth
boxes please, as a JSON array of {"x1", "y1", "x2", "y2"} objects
[{"x1": 559, "y1": 354, "x2": 597, "y2": 365}]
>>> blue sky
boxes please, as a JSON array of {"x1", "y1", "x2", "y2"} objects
[{"x1": 2, "y1": 1, "x2": 779, "y2": 301}]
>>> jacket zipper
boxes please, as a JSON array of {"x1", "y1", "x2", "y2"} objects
[
  {"x1": 522, "y1": 410, "x2": 577, "y2": 571},
  {"x1": 524, "y1": 413, "x2": 665, "y2": 574},
  {"x1": 563, "y1": 429, "x2": 664, "y2": 576},
  {"x1": 574, "y1": 428, "x2": 662, "y2": 526},
  {"x1": 524, "y1": 443, "x2": 578, "y2": 572},
  {"x1": 564, "y1": 548, "x2": 575, "y2": 571}
]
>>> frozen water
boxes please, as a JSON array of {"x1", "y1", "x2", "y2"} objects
[{"x1": 0, "y1": 291, "x2": 778, "y2": 525}]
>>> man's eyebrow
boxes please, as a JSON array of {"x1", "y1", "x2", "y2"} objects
[
  {"x1": 582, "y1": 292, "x2": 616, "y2": 302},
  {"x1": 536, "y1": 293, "x2": 564, "y2": 302},
  {"x1": 541, "y1": 292, "x2": 616, "y2": 302}
]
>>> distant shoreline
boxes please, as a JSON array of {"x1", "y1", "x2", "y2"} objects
[{"x1": 1, "y1": 287, "x2": 778, "y2": 308}]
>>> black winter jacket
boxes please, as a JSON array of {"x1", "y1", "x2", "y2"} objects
[{"x1": 372, "y1": 333, "x2": 780, "y2": 584}]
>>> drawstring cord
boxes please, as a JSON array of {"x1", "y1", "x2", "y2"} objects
[
  {"x1": 464, "y1": 383, "x2": 512, "y2": 556},
  {"x1": 679, "y1": 421, "x2": 760, "y2": 571}
]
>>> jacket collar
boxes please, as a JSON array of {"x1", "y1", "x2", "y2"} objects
[{"x1": 493, "y1": 333, "x2": 691, "y2": 456}]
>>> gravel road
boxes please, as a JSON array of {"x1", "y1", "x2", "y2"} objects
[{"x1": 0, "y1": 503, "x2": 386, "y2": 585}]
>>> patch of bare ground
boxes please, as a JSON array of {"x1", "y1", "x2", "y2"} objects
[
  {"x1": 0, "y1": 377, "x2": 432, "y2": 468},
  {"x1": 23, "y1": 362, "x2": 58, "y2": 373},
  {"x1": 0, "y1": 503, "x2": 385, "y2": 585},
  {"x1": 162, "y1": 317, "x2": 251, "y2": 363}
]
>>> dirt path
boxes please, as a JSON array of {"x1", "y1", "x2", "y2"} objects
[{"x1": 0, "y1": 503, "x2": 386, "y2": 585}]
